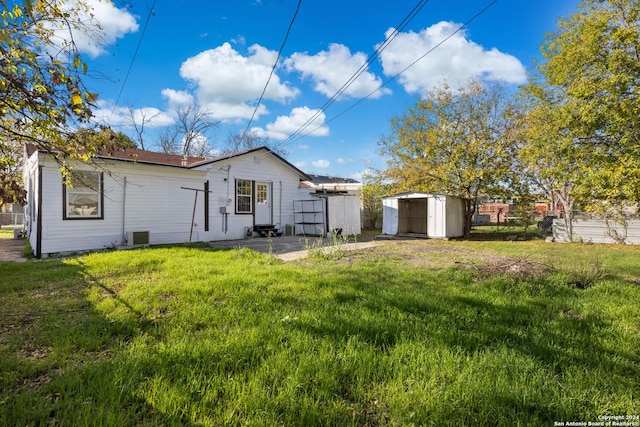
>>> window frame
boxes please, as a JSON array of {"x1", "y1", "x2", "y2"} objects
[
  {"x1": 62, "y1": 170, "x2": 104, "y2": 220},
  {"x1": 235, "y1": 179, "x2": 253, "y2": 214}
]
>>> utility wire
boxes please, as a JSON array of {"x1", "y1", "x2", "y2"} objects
[
  {"x1": 281, "y1": 0, "x2": 499, "y2": 147},
  {"x1": 273, "y1": 0, "x2": 430, "y2": 151},
  {"x1": 241, "y1": 0, "x2": 303, "y2": 140},
  {"x1": 108, "y1": 0, "x2": 158, "y2": 122}
]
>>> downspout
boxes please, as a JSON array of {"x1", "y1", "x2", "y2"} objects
[
  {"x1": 122, "y1": 177, "x2": 127, "y2": 245},
  {"x1": 36, "y1": 165, "x2": 43, "y2": 259},
  {"x1": 204, "y1": 180, "x2": 209, "y2": 232},
  {"x1": 279, "y1": 180, "x2": 282, "y2": 231},
  {"x1": 324, "y1": 195, "x2": 329, "y2": 236}
]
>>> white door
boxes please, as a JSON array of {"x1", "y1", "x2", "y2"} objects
[{"x1": 255, "y1": 182, "x2": 271, "y2": 225}]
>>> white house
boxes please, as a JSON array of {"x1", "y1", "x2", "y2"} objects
[
  {"x1": 23, "y1": 144, "x2": 311, "y2": 258},
  {"x1": 382, "y1": 192, "x2": 466, "y2": 238}
]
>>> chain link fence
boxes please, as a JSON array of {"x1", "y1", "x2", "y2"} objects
[{"x1": 0, "y1": 212, "x2": 25, "y2": 227}]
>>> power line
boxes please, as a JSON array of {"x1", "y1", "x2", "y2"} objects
[
  {"x1": 280, "y1": 0, "x2": 500, "y2": 148},
  {"x1": 241, "y1": 0, "x2": 303, "y2": 140},
  {"x1": 108, "y1": 0, "x2": 158, "y2": 123},
  {"x1": 273, "y1": 0, "x2": 430, "y2": 150}
]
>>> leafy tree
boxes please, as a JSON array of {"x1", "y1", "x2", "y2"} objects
[
  {"x1": 528, "y1": 0, "x2": 640, "y2": 208},
  {"x1": 0, "y1": 139, "x2": 26, "y2": 209},
  {"x1": 69, "y1": 127, "x2": 137, "y2": 151},
  {"x1": 1, "y1": 0, "x2": 99, "y2": 161},
  {"x1": 379, "y1": 80, "x2": 520, "y2": 238},
  {"x1": 223, "y1": 130, "x2": 288, "y2": 158},
  {"x1": 517, "y1": 82, "x2": 582, "y2": 238},
  {"x1": 360, "y1": 169, "x2": 390, "y2": 230}
]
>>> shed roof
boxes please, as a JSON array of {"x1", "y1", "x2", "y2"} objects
[{"x1": 382, "y1": 192, "x2": 466, "y2": 200}]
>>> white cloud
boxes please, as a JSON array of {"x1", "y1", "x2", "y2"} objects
[
  {"x1": 91, "y1": 101, "x2": 175, "y2": 128},
  {"x1": 337, "y1": 157, "x2": 354, "y2": 164},
  {"x1": 252, "y1": 106, "x2": 329, "y2": 141},
  {"x1": 231, "y1": 34, "x2": 247, "y2": 45},
  {"x1": 379, "y1": 22, "x2": 527, "y2": 94},
  {"x1": 312, "y1": 159, "x2": 331, "y2": 169},
  {"x1": 161, "y1": 89, "x2": 194, "y2": 109},
  {"x1": 46, "y1": 0, "x2": 138, "y2": 58},
  {"x1": 298, "y1": 144, "x2": 310, "y2": 150},
  {"x1": 208, "y1": 101, "x2": 269, "y2": 122},
  {"x1": 350, "y1": 171, "x2": 365, "y2": 181},
  {"x1": 294, "y1": 161, "x2": 307, "y2": 169},
  {"x1": 130, "y1": 107, "x2": 175, "y2": 128},
  {"x1": 285, "y1": 43, "x2": 391, "y2": 100},
  {"x1": 179, "y1": 43, "x2": 299, "y2": 111}
]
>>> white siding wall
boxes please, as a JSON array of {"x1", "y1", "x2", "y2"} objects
[
  {"x1": 110, "y1": 161, "x2": 209, "y2": 246},
  {"x1": 24, "y1": 149, "x2": 308, "y2": 256},
  {"x1": 35, "y1": 155, "x2": 208, "y2": 255},
  {"x1": 195, "y1": 150, "x2": 305, "y2": 241}
]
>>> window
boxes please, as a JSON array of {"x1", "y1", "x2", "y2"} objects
[
  {"x1": 236, "y1": 179, "x2": 252, "y2": 214},
  {"x1": 63, "y1": 171, "x2": 103, "y2": 219},
  {"x1": 256, "y1": 183, "x2": 267, "y2": 205}
]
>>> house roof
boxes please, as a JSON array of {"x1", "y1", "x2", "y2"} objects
[
  {"x1": 25, "y1": 144, "x2": 311, "y2": 180},
  {"x1": 25, "y1": 143, "x2": 205, "y2": 167}
]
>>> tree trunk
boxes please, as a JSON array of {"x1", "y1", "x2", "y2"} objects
[
  {"x1": 464, "y1": 199, "x2": 475, "y2": 239},
  {"x1": 556, "y1": 191, "x2": 574, "y2": 241}
]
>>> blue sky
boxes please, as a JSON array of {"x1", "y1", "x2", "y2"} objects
[{"x1": 70, "y1": 0, "x2": 580, "y2": 180}]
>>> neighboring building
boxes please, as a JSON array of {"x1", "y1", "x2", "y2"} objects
[
  {"x1": 381, "y1": 192, "x2": 466, "y2": 238},
  {"x1": 300, "y1": 174, "x2": 362, "y2": 195},
  {"x1": 476, "y1": 202, "x2": 512, "y2": 224},
  {"x1": 23, "y1": 144, "x2": 312, "y2": 258}
]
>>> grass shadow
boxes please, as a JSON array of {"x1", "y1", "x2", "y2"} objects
[{"x1": 0, "y1": 258, "x2": 198, "y2": 426}]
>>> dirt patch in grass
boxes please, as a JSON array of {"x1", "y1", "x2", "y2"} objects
[
  {"x1": 328, "y1": 240, "x2": 511, "y2": 269},
  {"x1": 323, "y1": 240, "x2": 556, "y2": 283},
  {"x1": 456, "y1": 257, "x2": 552, "y2": 279}
]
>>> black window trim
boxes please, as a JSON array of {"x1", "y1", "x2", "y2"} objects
[
  {"x1": 62, "y1": 171, "x2": 105, "y2": 220},
  {"x1": 235, "y1": 178, "x2": 253, "y2": 215}
]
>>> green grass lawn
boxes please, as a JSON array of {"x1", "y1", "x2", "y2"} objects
[
  {"x1": 0, "y1": 228, "x2": 16, "y2": 238},
  {"x1": 1, "y1": 238, "x2": 638, "y2": 426}
]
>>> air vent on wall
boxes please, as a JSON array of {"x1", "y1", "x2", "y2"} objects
[{"x1": 127, "y1": 231, "x2": 150, "y2": 247}]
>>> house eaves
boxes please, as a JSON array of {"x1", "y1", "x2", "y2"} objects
[{"x1": 189, "y1": 147, "x2": 312, "y2": 181}]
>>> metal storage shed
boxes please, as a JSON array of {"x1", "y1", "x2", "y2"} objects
[{"x1": 382, "y1": 192, "x2": 466, "y2": 238}]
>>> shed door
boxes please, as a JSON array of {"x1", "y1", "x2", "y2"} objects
[
  {"x1": 398, "y1": 198, "x2": 427, "y2": 234},
  {"x1": 255, "y1": 182, "x2": 271, "y2": 225}
]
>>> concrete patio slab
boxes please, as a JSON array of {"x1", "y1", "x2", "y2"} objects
[{"x1": 209, "y1": 235, "x2": 378, "y2": 261}]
